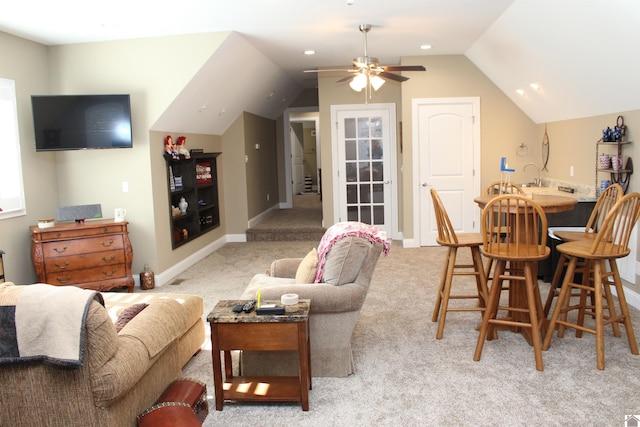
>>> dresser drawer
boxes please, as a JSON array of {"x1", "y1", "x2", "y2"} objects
[
  {"x1": 43, "y1": 250, "x2": 125, "y2": 273},
  {"x1": 45, "y1": 264, "x2": 127, "y2": 286},
  {"x1": 35, "y1": 224, "x2": 127, "y2": 241},
  {"x1": 42, "y1": 235, "x2": 124, "y2": 258}
]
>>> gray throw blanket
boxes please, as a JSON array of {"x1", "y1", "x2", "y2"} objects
[{"x1": 0, "y1": 283, "x2": 103, "y2": 368}]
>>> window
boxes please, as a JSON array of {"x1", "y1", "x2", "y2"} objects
[{"x1": 0, "y1": 78, "x2": 26, "y2": 219}]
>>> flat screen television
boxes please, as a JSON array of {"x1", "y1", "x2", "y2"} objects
[{"x1": 31, "y1": 94, "x2": 133, "y2": 151}]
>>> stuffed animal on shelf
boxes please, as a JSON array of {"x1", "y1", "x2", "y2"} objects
[
  {"x1": 176, "y1": 136, "x2": 190, "y2": 159},
  {"x1": 165, "y1": 135, "x2": 179, "y2": 159}
]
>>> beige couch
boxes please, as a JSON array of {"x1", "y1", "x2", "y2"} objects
[
  {"x1": 241, "y1": 235, "x2": 384, "y2": 377},
  {"x1": 0, "y1": 283, "x2": 204, "y2": 427}
]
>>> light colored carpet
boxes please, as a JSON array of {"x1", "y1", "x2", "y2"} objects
[{"x1": 149, "y1": 241, "x2": 640, "y2": 426}]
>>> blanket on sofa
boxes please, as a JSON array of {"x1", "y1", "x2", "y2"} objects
[
  {"x1": 0, "y1": 283, "x2": 103, "y2": 368},
  {"x1": 314, "y1": 221, "x2": 391, "y2": 283}
]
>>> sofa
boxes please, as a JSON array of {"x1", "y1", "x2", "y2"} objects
[
  {"x1": 0, "y1": 282, "x2": 204, "y2": 427},
  {"x1": 240, "y1": 222, "x2": 387, "y2": 377}
]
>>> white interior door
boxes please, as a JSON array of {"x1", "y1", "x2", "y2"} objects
[
  {"x1": 291, "y1": 123, "x2": 305, "y2": 195},
  {"x1": 413, "y1": 98, "x2": 480, "y2": 246},
  {"x1": 332, "y1": 104, "x2": 396, "y2": 236}
]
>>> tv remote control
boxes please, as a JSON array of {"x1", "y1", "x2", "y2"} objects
[
  {"x1": 232, "y1": 303, "x2": 244, "y2": 313},
  {"x1": 242, "y1": 300, "x2": 257, "y2": 313}
]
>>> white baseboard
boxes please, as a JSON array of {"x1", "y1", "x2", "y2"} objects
[{"x1": 248, "y1": 204, "x2": 279, "y2": 229}]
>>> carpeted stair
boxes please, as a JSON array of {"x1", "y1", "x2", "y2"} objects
[{"x1": 246, "y1": 193, "x2": 325, "y2": 242}]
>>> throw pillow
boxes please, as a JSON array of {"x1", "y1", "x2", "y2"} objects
[
  {"x1": 114, "y1": 303, "x2": 148, "y2": 332},
  {"x1": 321, "y1": 237, "x2": 370, "y2": 285},
  {"x1": 295, "y1": 248, "x2": 318, "y2": 284}
]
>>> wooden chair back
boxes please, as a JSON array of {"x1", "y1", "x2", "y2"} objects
[
  {"x1": 430, "y1": 188, "x2": 458, "y2": 245},
  {"x1": 590, "y1": 192, "x2": 640, "y2": 257},
  {"x1": 585, "y1": 183, "x2": 623, "y2": 233},
  {"x1": 481, "y1": 194, "x2": 548, "y2": 260},
  {"x1": 482, "y1": 181, "x2": 525, "y2": 195}
]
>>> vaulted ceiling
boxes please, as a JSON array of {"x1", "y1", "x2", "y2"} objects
[{"x1": 2, "y1": 0, "x2": 639, "y2": 131}]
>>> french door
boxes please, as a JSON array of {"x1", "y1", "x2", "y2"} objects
[{"x1": 332, "y1": 104, "x2": 396, "y2": 236}]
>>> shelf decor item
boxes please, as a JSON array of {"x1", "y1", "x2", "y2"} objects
[
  {"x1": 179, "y1": 197, "x2": 188, "y2": 213},
  {"x1": 140, "y1": 264, "x2": 155, "y2": 290}
]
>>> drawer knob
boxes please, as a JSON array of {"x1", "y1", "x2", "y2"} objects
[
  {"x1": 53, "y1": 246, "x2": 68, "y2": 254},
  {"x1": 56, "y1": 275, "x2": 71, "y2": 284},
  {"x1": 103, "y1": 269, "x2": 117, "y2": 277},
  {"x1": 54, "y1": 261, "x2": 70, "y2": 269},
  {"x1": 100, "y1": 239, "x2": 114, "y2": 248},
  {"x1": 102, "y1": 255, "x2": 116, "y2": 263}
]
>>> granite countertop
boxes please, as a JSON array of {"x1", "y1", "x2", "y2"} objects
[
  {"x1": 207, "y1": 299, "x2": 310, "y2": 323},
  {"x1": 519, "y1": 179, "x2": 597, "y2": 202}
]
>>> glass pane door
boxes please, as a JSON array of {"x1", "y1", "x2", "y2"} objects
[{"x1": 344, "y1": 115, "x2": 385, "y2": 226}]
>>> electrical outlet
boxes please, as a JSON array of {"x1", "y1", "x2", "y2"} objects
[
  {"x1": 266, "y1": 194, "x2": 270, "y2": 201},
  {"x1": 570, "y1": 166, "x2": 574, "y2": 177},
  {"x1": 122, "y1": 181, "x2": 129, "y2": 192}
]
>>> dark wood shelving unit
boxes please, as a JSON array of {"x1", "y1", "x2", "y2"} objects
[{"x1": 165, "y1": 152, "x2": 221, "y2": 249}]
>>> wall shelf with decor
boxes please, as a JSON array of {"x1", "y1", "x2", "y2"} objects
[
  {"x1": 165, "y1": 152, "x2": 221, "y2": 249},
  {"x1": 595, "y1": 116, "x2": 632, "y2": 195}
]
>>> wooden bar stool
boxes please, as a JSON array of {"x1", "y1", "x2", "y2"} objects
[
  {"x1": 429, "y1": 188, "x2": 489, "y2": 340},
  {"x1": 473, "y1": 195, "x2": 550, "y2": 371},
  {"x1": 542, "y1": 192, "x2": 640, "y2": 370},
  {"x1": 481, "y1": 181, "x2": 525, "y2": 285},
  {"x1": 544, "y1": 184, "x2": 623, "y2": 317}
]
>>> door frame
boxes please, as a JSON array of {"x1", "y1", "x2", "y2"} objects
[
  {"x1": 411, "y1": 97, "x2": 481, "y2": 247},
  {"x1": 330, "y1": 103, "x2": 399, "y2": 238},
  {"x1": 283, "y1": 107, "x2": 320, "y2": 209}
]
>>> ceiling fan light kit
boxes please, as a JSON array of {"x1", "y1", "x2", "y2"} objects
[{"x1": 305, "y1": 24, "x2": 426, "y2": 101}]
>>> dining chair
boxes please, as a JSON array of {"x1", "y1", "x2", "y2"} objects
[
  {"x1": 542, "y1": 192, "x2": 640, "y2": 370},
  {"x1": 473, "y1": 194, "x2": 550, "y2": 371},
  {"x1": 481, "y1": 181, "x2": 525, "y2": 291},
  {"x1": 429, "y1": 188, "x2": 489, "y2": 340},
  {"x1": 544, "y1": 183, "x2": 623, "y2": 317},
  {"x1": 482, "y1": 181, "x2": 525, "y2": 195}
]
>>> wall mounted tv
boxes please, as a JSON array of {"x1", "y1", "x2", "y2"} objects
[{"x1": 32, "y1": 94, "x2": 133, "y2": 151}]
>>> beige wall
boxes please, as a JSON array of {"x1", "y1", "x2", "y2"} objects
[
  {"x1": 150, "y1": 131, "x2": 225, "y2": 270},
  {"x1": 400, "y1": 55, "x2": 537, "y2": 240},
  {"x1": 243, "y1": 112, "x2": 278, "y2": 218},
  {"x1": 46, "y1": 34, "x2": 228, "y2": 275},
  {"x1": 317, "y1": 73, "x2": 402, "y2": 226},
  {"x1": 221, "y1": 115, "x2": 248, "y2": 235},
  {"x1": 0, "y1": 32, "x2": 56, "y2": 284}
]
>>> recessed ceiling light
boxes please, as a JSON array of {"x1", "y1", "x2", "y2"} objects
[
  {"x1": 516, "y1": 89, "x2": 526, "y2": 96},
  {"x1": 304, "y1": 50, "x2": 316, "y2": 55},
  {"x1": 529, "y1": 83, "x2": 540, "y2": 91},
  {"x1": 420, "y1": 44, "x2": 432, "y2": 50}
]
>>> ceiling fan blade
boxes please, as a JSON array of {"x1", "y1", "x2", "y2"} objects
[
  {"x1": 381, "y1": 65, "x2": 426, "y2": 72},
  {"x1": 378, "y1": 71, "x2": 409, "y2": 82},
  {"x1": 304, "y1": 67, "x2": 354, "y2": 73}
]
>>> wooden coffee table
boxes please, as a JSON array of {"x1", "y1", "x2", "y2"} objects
[{"x1": 207, "y1": 300, "x2": 311, "y2": 411}]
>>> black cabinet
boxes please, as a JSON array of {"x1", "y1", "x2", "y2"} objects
[
  {"x1": 165, "y1": 152, "x2": 221, "y2": 249},
  {"x1": 539, "y1": 200, "x2": 596, "y2": 282}
]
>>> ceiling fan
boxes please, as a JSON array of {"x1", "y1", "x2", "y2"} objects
[{"x1": 304, "y1": 24, "x2": 426, "y2": 99}]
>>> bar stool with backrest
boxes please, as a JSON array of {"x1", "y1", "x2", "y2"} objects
[
  {"x1": 482, "y1": 181, "x2": 525, "y2": 196},
  {"x1": 482, "y1": 181, "x2": 525, "y2": 283},
  {"x1": 544, "y1": 184, "x2": 623, "y2": 317},
  {"x1": 473, "y1": 194, "x2": 550, "y2": 371},
  {"x1": 542, "y1": 192, "x2": 640, "y2": 370},
  {"x1": 429, "y1": 188, "x2": 489, "y2": 340}
]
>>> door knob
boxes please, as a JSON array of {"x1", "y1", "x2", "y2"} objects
[{"x1": 421, "y1": 182, "x2": 428, "y2": 187}]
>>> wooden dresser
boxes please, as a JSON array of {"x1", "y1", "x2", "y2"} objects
[{"x1": 30, "y1": 219, "x2": 134, "y2": 292}]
